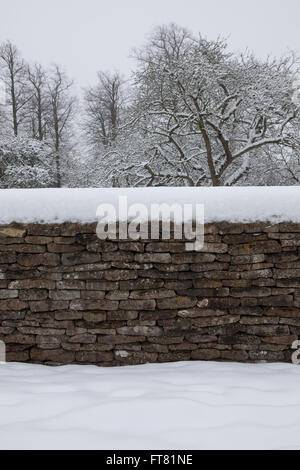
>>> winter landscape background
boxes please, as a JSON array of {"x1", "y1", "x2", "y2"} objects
[{"x1": 0, "y1": 0, "x2": 299, "y2": 189}]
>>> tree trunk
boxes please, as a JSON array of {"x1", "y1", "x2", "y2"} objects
[
  {"x1": 55, "y1": 151, "x2": 61, "y2": 187},
  {"x1": 10, "y1": 75, "x2": 18, "y2": 136}
]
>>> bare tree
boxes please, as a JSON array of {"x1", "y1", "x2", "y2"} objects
[
  {"x1": 84, "y1": 71, "x2": 124, "y2": 148},
  {"x1": 0, "y1": 41, "x2": 29, "y2": 136},
  {"x1": 27, "y1": 63, "x2": 48, "y2": 141},
  {"x1": 46, "y1": 65, "x2": 76, "y2": 187}
]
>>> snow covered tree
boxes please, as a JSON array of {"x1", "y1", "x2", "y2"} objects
[
  {"x1": 0, "y1": 135, "x2": 56, "y2": 188},
  {"x1": 46, "y1": 65, "x2": 76, "y2": 187},
  {"x1": 113, "y1": 24, "x2": 299, "y2": 187},
  {"x1": 83, "y1": 71, "x2": 125, "y2": 148}
]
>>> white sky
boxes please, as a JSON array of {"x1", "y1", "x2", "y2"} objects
[{"x1": 1, "y1": 0, "x2": 299, "y2": 87}]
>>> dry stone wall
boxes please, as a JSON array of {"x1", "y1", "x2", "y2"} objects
[{"x1": 0, "y1": 221, "x2": 299, "y2": 366}]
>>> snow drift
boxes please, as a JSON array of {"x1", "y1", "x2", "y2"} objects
[
  {"x1": 0, "y1": 186, "x2": 299, "y2": 224},
  {"x1": 0, "y1": 361, "x2": 300, "y2": 450}
]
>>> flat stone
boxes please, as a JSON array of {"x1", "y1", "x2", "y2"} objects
[
  {"x1": 157, "y1": 296, "x2": 198, "y2": 310},
  {"x1": 259, "y1": 295, "x2": 294, "y2": 307},
  {"x1": 200, "y1": 243, "x2": 228, "y2": 254},
  {"x1": 49, "y1": 290, "x2": 81, "y2": 301},
  {"x1": 229, "y1": 241, "x2": 281, "y2": 256},
  {"x1": 55, "y1": 311, "x2": 83, "y2": 320},
  {"x1": 82, "y1": 312, "x2": 106, "y2": 322},
  {"x1": 0, "y1": 300, "x2": 28, "y2": 311},
  {"x1": 36, "y1": 336, "x2": 62, "y2": 346},
  {"x1": 107, "y1": 311, "x2": 138, "y2": 321},
  {"x1": 57, "y1": 280, "x2": 85, "y2": 290},
  {"x1": 178, "y1": 308, "x2": 227, "y2": 318},
  {"x1": 246, "y1": 325, "x2": 289, "y2": 336},
  {"x1": 120, "y1": 279, "x2": 164, "y2": 290},
  {"x1": 261, "y1": 335, "x2": 297, "y2": 345},
  {"x1": 86, "y1": 281, "x2": 119, "y2": 291},
  {"x1": 29, "y1": 301, "x2": 69, "y2": 313},
  {"x1": 0, "y1": 289, "x2": 18, "y2": 299},
  {"x1": 5, "y1": 334, "x2": 35, "y2": 344},
  {"x1": 249, "y1": 350, "x2": 285, "y2": 361},
  {"x1": 106, "y1": 291, "x2": 129, "y2": 300},
  {"x1": 104, "y1": 270, "x2": 138, "y2": 281},
  {"x1": 76, "y1": 351, "x2": 114, "y2": 362},
  {"x1": 129, "y1": 289, "x2": 176, "y2": 300},
  {"x1": 30, "y1": 348, "x2": 75, "y2": 363},
  {"x1": 221, "y1": 350, "x2": 249, "y2": 361},
  {"x1": 0, "y1": 244, "x2": 46, "y2": 253},
  {"x1": 98, "y1": 335, "x2": 146, "y2": 344},
  {"x1": 62, "y1": 252, "x2": 101, "y2": 266},
  {"x1": 231, "y1": 254, "x2": 265, "y2": 265},
  {"x1": 68, "y1": 334, "x2": 97, "y2": 344},
  {"x1": 102, "y1": 252, "x2": 134, "y2": 262},
  {"x1": 119, "y1": 242, "x2": 145, "y2": 252},
  {"x1": 117, "y1": 326, "x2": 162, "y2": 336},
  {"x1": 191, "y1": 349, "x2": 221, "y2": 360},
  {"x1": 265, "y1": 307, "x2": 300, "y2": 318},
  {"x1": 18, "y1": 327, "x2": 66, "y2": 336},
  {"x1": 27, "y1": 224, "x2": 60, "y2": 236},
  {"x1": 0, "y1": 227, "x2": 26, "y2": 238},
  {"x1": 81, "y1": 291, "x2": 106, "y2": 300},
  {"x1": 25, "y1": 236, "x2": 53, "y2": 245},
  {"x1": 158, "y1": 352, "x2": 191, "y2": 362},
  {"x1": 146, "y1": 242, "x2": 183, "y2": 253},
  {"x1": 185, "y1": 334, "x2": 217, "y2": 343},
  {"x1": 70, "y1": 299, "x2": 118, "y2": 311},
  {"x1": 119, "y1": 299, "x2": 156, "y2": 311},
  {"x1": 135, "y1": 253, "x2": 172, "y2": 264},
  {"x1": 191, "y1": 262, "x2": 229, "y2": 273},
  {"x1": 230, "y1": 287, "x2": 272, "y2": 298},
  {"x1": 192, "y1": 315, "x2": 240, "y2": 328},
  {"x1": 9, "y1": 280, "x2": 55, "y2": 290},
  {"x1": 172, "y1": 253, "x2": 216, "y2": 264},
  {"x1": 0, "y1": 253, "x2": 17, "y2": 264},
  {"x1": 273, "y1": 269, "x2": 300, "y2": 279},
  {"x1": 18, "y1": 253, "x2": 60, "y2": 267}
]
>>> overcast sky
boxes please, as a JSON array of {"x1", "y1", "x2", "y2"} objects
[{"x1": 1, "y1": 0, "x2": 299, "y2": 87}]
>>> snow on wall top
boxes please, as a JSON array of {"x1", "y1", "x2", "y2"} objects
[{"x1": 0, "y1": 187, "x2": 299, "y2": 224}]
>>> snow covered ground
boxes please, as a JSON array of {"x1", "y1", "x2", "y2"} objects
[
  {"x1": 0, "y1": 186, "x2": 300, "y2": 224},
  {"x1": 0, "y1": 361, "x2": 300, "y2": 450}
]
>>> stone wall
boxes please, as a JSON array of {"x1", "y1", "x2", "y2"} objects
[{"x1": 0, "y1": 221, "x2": 299, "y2": 366}]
